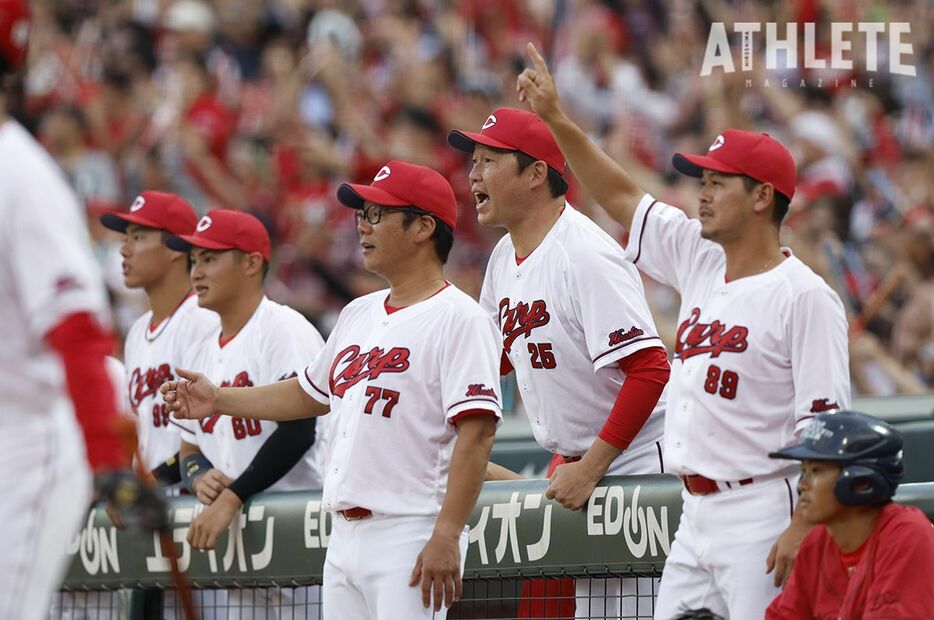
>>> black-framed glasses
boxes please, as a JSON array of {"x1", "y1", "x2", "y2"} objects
[{"x1": 354, "y1": 204, "x2": 429, "y2": 225}]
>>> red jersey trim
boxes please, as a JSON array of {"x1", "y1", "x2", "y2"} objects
[
  {"x1": 592, "y1": 335, "x2": 663, "y2": 365},
  {"x1": 631, "y1": 200, "x2": 658, "y2": 265},
  {"x1": 305, "y1": 370, "x2": 330, "y2": 399},
  {"x1": 447, "y1": 396, "x2": 500, "y2": 411},
  {"x1": 384, "y1": 281, "x2": 451, "y2": 314}
]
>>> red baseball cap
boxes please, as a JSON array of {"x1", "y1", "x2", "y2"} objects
[
  {"x1": 166, "y1": 209, "x2": 271, "y2": 260},
  {"x1": 100, "y1": 191, "x2": 198, "y2": 236},
  {"x1": 0, "y1": 0, "x2": 29, "y2": 74},
  {"x1": 672, "y1": 130, "x2": 797, "y2": 201},
  {"x1": 447, "y1": 107, "x2": 566, "y2": 176},
  {"x1": 337, "y1": 161, "x2": 458, "y2": 231}
]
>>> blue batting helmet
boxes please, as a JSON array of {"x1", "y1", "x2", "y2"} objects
[{"x1": 769, "y1": 410, "x2": 904, "y2": 506}]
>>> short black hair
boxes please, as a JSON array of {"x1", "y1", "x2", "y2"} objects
[
  {"x1": 741, "y1": 175, "x2": 790, "y2": 225},
  {"x1": 514, "y1": 151, "x2": 568, "y2": 198},
  {"x1": 401, "y1": 211, "x2": 454, "y2": 264}
]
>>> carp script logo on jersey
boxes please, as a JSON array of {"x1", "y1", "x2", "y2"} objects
[
  {"x1": 329, "y1": 345, "x2": 411, "y2": 397},
  {"x1": 675, "y1": 307, "x2": 749, "y2": 360},
  {"x1": 128, "y1": 364, "x2": 173, "y2": 409},
  {"x1": 499, "y1": 298, "x2": 550, "y2": 352},
  {"x1": 201, "y1": 371, "x2": 254, "y2": 432}
]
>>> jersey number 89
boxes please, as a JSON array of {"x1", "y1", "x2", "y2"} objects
[{"x1": 704, "y1": 365, "x2": 738, "y2": 399}]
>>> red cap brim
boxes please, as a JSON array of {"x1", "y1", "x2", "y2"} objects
[
  {"x1": 672, "y1": 153, "x2": 744, "y2": 178},
  {"x1": 447, "y1": 129, "x2": 517, "y2": 154},
  {"x1": 165, "y1": 234, "x2": 235, "y2": 253},
  {"x1": 337, "y1": 183, "x2": 411, "y2": 210},
  {"x1": 100, "y1": 211, "x2": 166, "y2": 233}
]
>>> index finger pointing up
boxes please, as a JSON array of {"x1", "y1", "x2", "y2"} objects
[{"x1": 526, "y1": 42, "x2": 548, "y2": 72}]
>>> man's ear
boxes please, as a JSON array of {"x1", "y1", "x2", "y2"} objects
[
  {"x1": 527, "y1": 160, "x2": 549, "y2": 192},
  {"x1": 753, "y1": 182, "x2": 776, "y2": 216},
  {"x1": 242, "y1": 252, "x2": 265, "y2": 278},
  {"x1": 414, "y1": 215, "x2": 437, "y2": 244}
]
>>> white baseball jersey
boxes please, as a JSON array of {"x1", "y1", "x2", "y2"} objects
[
  {"x1": 480, "y1": 204, "x2": 666, "y2": 457},
  {"x1": 0, "y1": 120, "x2": 106, "y2": 620},
  {"x1": 180, "y1": 296, "x2": 327, "y2": 491},
  {"x1": 298, "y1": 284, "x2": 503, "y2": 516},
  {"x1": 0, "y1": 120, "x2": 110, "y2": 417},
  {"x1": 625, "y1": 194, "x2": 850, "y2": 481},
  {"x1": 124, "y1": 294, "x2": 218, "y2": 470}
]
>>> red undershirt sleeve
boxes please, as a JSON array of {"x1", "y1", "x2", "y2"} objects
[
  {"x1": 597, "y1": 347, "x2": 670, "y2": 451},
  {"x1": 45, "y1": 312, "x2": 129, "y2": 471},
  {"x1": 500, "y1": 350, "x2": 514, "y2": 376}
]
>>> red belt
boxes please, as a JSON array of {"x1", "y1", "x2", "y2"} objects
[
  {"x1": 338, "y1": 506, "x2": 373, "y2": 521},
  {"x1": 681, "y1": 474, "x2": 753, "y2": 496}
]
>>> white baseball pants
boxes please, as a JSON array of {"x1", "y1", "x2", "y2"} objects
[
  {"x1": 653, "y1": 475, "x2": 798, "y2": 619},
  {"x1": 323, "y1": 513, "x2": 468, "y2": 620},
  {"x1": 0, "y1": 399, "x2": 92, "y2": 620}
]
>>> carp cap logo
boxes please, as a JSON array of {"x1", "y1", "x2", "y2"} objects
[
  {"x1": 130, "y1": 195, "x2": 146, "y2": 212},
  {"x1": 482, "y1": 114, "x2": 497, "y2": 131},
  {"x1": 373, "y1": 166, "x2": 391, "y2": 182},
  {"x1": 196, "y1": 215, "x2": 213, "y2": 232},
  {"x1": 708, "y1": 134, "x2": 725, "y2": 152}
]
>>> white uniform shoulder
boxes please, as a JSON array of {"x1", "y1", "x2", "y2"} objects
[{"x1": 433, "y1": 283, "x2": 491, "y2": 320}]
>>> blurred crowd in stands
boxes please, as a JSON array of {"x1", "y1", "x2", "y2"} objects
[{"x1": 15, "y1": 0, "x2": 932, "y2": 395}]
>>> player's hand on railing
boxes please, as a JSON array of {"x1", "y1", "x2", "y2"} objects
[
  {"x1": 188, "y1": 489, "x2": 242, "y2": 550},
  {"x1": 546, "y1": 460, "x2": 600, "y2": 511},
  {"x1": 191, "y1": 468, "x2": 234, "y2": 505},
  {"x1": 517, "y1": 42, "x2": 563, "y2": 123},
  {"x1": 410, "y1": 531, "x2": 463, "y2": 612},
  {"x1": 161, "y1": 367, "x2": 219, "y2": 420}
]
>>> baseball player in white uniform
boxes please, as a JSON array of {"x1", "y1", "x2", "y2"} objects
[
  {"x1": 449, "y1": 108, "x2": 669, "y2": 619},
  {"x1": 100, "y1": 191, "x2": 218, "y2": 484},
  {"x1": 161, "y1": 161, "x2": 502, "y2": 619},
  {"x1": 517, "y1": 43, "x2": 851, "y2": 619},
  {"x1": 0, "y1": 2, "x2": 144, "y2": 616},
  {"x1": 165, "y1": 209, "x2": 326, "y2": 617}
]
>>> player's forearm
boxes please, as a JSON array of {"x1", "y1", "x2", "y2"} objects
[
  {"x1": 579, "y1": 437, "x2": 623, "y2": 480},
  {"x1": 485, "y1": 461, "x2": 524, "y2": 481},
  {"x1": 435, "y1": 416, "x2": 497, "y2": 538},
  {"x1": 215, "y1": 377, "x2": 328, "y2": 421},
  {"x1": 540, "y1": 111, "x2": 644, "y2": 230}
]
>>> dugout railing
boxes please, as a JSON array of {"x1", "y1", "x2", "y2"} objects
[{"x1": 55, "y1": 476, "x2": 934, "y2": 619}]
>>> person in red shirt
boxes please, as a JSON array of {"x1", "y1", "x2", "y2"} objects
[{"x1": 766, "y1": 410, "x2": 934, "y2": 620}]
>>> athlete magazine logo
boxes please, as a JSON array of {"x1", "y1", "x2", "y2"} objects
[
  {"x1": 329, "y1": 345, "x2": 410, "y2": 397},
  {"x1": 499, "y1": 298, "x2": 550, "y2": 352},
  {"x1": 701, "y1": 22, "x2": 916, "y2": 88}
]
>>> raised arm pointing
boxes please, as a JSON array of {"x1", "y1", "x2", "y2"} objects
[{"x1": 517, "y1": 42, "x2": 645, "y2": 230}]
